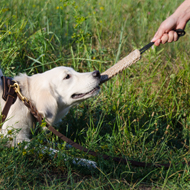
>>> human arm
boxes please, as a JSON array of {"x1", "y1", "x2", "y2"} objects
[{"x1": 152, "y1": 0, "x2": 190, "y2": 46}]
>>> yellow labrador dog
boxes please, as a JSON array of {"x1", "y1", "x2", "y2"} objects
[
  {"x1": 0, "y1": 66, "x2": 100, "y2": 143},
  {"x1": 0, "y1": 67, "x2": 100, "y2": 167}
]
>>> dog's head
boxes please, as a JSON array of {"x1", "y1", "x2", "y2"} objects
[
  {"x1": 15, "y1": 66, "x2": 101, "y2": 124},
  {"x1": 47, "y1": 67, "x2": 101, "y2": 105}
]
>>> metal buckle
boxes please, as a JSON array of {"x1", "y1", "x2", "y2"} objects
[{"x1": 10, "y1": 82, "x2": 29, "y2": 102}]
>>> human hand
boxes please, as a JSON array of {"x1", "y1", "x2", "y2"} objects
[{"x1": 151, "y1": 14, "x2": 186, "y2": 46}]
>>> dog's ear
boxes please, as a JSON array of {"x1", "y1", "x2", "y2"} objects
[{"x1": 35, "y1": 90, "x2": 58, "y2": 124}]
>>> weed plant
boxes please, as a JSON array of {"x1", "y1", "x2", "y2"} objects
[{"x1": 0, "y1": 0, "x2": 190, "y2": 189}]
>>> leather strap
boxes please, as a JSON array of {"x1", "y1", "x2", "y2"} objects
[
  {"x1": 2, "y1": 77, "x2": 190, "y2": 168},
  {"x1": 47, "y1": 125, "x2": 173, "y2": 168},
  {"x1": 1, "y1": 76, "x2": 17, "y2": 122},
  {"x1": 17, "y1": 94, "x2": 190, "y2": 168}
]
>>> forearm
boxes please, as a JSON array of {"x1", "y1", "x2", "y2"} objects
[{"x1": 172, "y1": 0, "x2": 190, "y2": 24}]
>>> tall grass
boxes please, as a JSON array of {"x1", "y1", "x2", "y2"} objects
[{"x1": 0, "y1": 0, "x2": 190, "y2": 189}]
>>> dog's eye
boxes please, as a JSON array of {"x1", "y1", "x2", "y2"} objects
[{"x1": 64, "y1": 74, "x2": 71, "y2": 80}]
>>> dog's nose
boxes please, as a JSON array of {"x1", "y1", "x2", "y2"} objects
[{"x1": 92, "y1": 70, "x2": 100, "y2": 78}]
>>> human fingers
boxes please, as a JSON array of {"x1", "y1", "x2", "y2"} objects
[
  {"x1": 154, "y1": 30, "x2": 179, "y2": 46},
  {"x1": 154, "y1": 39, "x2": 161, "y2": 46},
  {"x1": 173, "y1": 31, "x2": 178, "y2": 41},
  {"x1": 151, "y1": 26, "x2": 165, "y2": 42},
  {"x1": 151, "y1": 16, "x2": 177, "y2": 42},
  {"x1": 161, "y1": 33, "x2": 169, "y2": 44},
  {"x1": 168, "y1": 30, "x2": 180, "y2": 42},
  {"x1": 168, "y1": 31, "x2": 174, "y2": 43}
]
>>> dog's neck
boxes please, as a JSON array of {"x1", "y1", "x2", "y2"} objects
[{"x1": 14, "y1": 73, "x2": 71, "y2": 125}]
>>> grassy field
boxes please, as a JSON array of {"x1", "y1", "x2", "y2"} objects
[{"x1": 0, "y1": 0, "x2": 190, "y2": 189}]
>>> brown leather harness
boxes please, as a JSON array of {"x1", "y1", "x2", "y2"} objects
[
  {"x1": 1, "y1": 76, "x2": 17, "y2": 122},
  {"x1": 1, "y1": 76, "x2": 189, "y2": 168}
]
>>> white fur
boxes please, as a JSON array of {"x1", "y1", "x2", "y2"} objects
[{"x1": 0, "y1": 67, "x2": 100, "y2": 167}]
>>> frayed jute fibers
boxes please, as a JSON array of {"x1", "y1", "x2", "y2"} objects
[{"x1": 100, "y1": 49, "x2": 141, "y2": 84}]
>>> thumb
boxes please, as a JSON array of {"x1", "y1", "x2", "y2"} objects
[{"x1": 151, "y1": 27, "x2": 166, "y2": 42}]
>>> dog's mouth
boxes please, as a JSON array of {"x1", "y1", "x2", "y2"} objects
[{"x1": 71, "y1": 86, "x2": 100, "y2": 99}]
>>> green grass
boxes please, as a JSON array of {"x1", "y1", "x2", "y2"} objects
[{"x1": 0, "y1": 0, "x2": 190, "y2": 189}]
